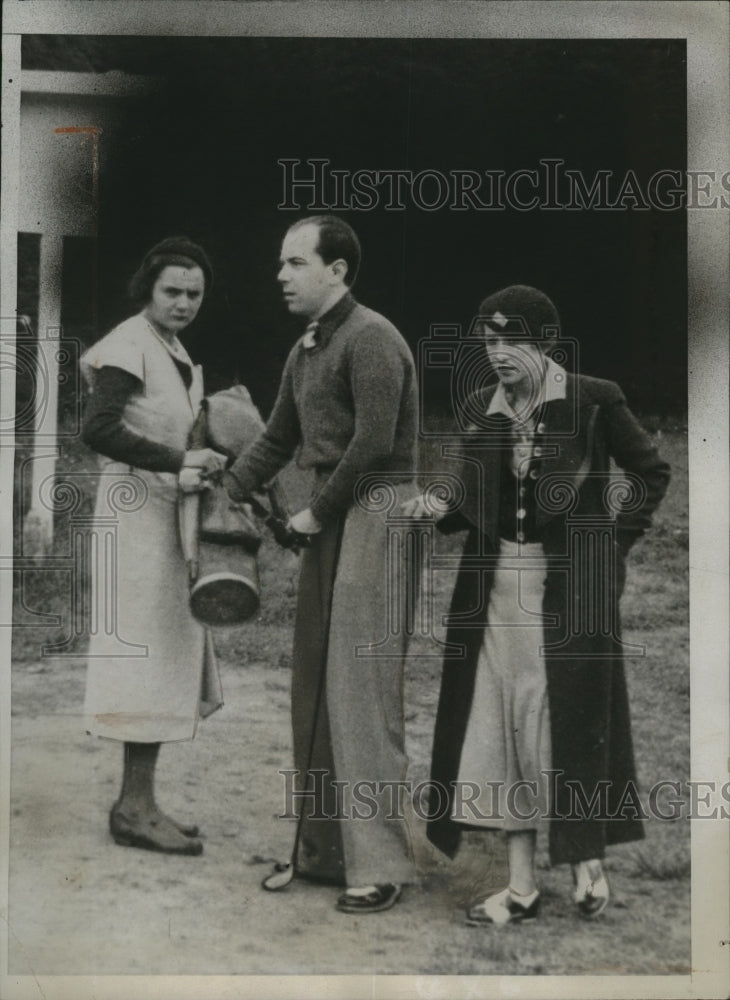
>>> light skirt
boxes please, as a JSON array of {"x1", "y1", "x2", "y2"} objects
[
  {"x1": 453, "y1": 539, "x2": 551, "y2": 831},
  {"x1": 84, "y1": 467, "x2": 222, "y2": 744}
]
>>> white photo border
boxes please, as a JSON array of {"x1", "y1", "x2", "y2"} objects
[{"x1": 1, "y1": 2, "x2": 727, "y2": 998}]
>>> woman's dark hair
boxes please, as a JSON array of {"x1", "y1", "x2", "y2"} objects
[
  {"x1": 128, "y1": 236, "x2": 214, "y2": 308},
  {"x1": 477, "y1": 284, "x2": 560, "y2": 354},
  {"x1": 289, "y1": 215, "x2": 361, "y2": 287}
]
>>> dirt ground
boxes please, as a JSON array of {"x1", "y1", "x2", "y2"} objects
[{"x1": 9, "y1": 648, "x2": 689, "y2": 980}]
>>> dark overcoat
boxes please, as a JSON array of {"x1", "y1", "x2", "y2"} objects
[{"x1": 427, "y1": 373, "x2": 671, "y2": 866}]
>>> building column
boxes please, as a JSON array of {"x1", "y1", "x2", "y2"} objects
[{"x1": 22, "y1": 231, "x2": 63, "y2": 556}]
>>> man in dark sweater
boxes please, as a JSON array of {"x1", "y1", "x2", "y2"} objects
[{"x1": 225, "y1": 216, "x2": 418, "y2": 913}]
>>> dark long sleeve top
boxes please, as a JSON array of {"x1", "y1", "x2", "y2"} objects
[
  {"x1": 227, "y1": 293, "x2": 418, "y2": 523},
  {"x1": 81, "y1": 365, "x2": 186, "y2": 473},
  {"x1": 436, "y1": 373, "x2": 670, "y2": 557}
]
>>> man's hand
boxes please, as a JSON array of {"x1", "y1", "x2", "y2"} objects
[{"x1": 287, "y1": 507, "x2": 323, "y2": 535}]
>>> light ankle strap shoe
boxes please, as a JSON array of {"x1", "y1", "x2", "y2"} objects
[
  {"x1": 572, "y1": 860, "x2": 610, "y2": 919},
  {"x1": 466, "y1": 887, "x2": 540, "y2": 926}
]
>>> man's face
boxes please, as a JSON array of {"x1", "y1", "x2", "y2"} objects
[{"x1": 277, "y1": 223, "x2": 338, "y2": 318}]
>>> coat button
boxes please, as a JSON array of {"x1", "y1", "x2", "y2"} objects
[
  {"x1": 536, "y1": 422, "x2": 546, "y2": 434},
  {"x1": 516, "y1": 531, "x2": 525, "y2": 542},
  {"x1": 534, "y1": 447, "x2": 542, "y2": 457},
  {"x1": 516, "y1": 508, "x2": 527, "y2": 520},
  {"x1": 529, "y1": 468, "x2": 538, "y2": 480}
]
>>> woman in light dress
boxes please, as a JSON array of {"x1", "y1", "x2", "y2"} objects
[{"x1": 81, "y1": 237, "x2": 226, "y2": 855}]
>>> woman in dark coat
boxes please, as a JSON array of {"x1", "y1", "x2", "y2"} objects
[{"x1": 405, "y1": 285, "x2": 670, "y2": 924}]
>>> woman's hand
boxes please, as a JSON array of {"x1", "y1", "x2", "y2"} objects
[
  {"x1": 400, "y1": 492, "x2": 449, "y2": 520},
  {"x1": 183, "y1": 448, "x2": 227, "y2": 475},
  {"x1": 401, "y1": 494, "x2": 430, "y2": 518},
  {"x1": 179, "y1": 467, "x2": 210, "y2": 493},
  {"x1": 180, "y1": 448, "x2": 227, "y2": 493}
]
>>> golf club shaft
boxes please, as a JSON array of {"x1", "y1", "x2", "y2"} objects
[{"x1": 284, "y1": 518, "x2": 345, "y2": 880}]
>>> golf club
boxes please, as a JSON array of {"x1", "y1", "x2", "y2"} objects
[
  {"x1": 261, "y1": 650, "x2": 326, "y2": 890},
  {"x1": 261, "y1": 527, "x2": 337, "y2": 892}
]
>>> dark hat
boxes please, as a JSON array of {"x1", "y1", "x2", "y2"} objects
[
  {"x1": 142, "y1": 236, "x2": 214, "y2": 289},
  {"x1": 478, "y1": 285, "x2": 559, "y2": 340}
]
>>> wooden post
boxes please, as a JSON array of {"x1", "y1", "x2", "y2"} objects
[{"x1": 22, "y1": 231, "x2": 63, "y2": 556}]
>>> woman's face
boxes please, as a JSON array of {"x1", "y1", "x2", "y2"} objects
[
  {"x1": 144, "y1": 265, "x2": 205, "y2": 338},
  {"x1": 485, "y1": 332, "x2": 546, "y2": 392}
]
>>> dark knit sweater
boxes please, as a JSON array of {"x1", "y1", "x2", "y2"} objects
[
  {"x1": 81, "y1": 365, "x2": 187, "y2": 472},
  {"x1": 228, "y1": 293, "x2": 418, "y2": 523}
]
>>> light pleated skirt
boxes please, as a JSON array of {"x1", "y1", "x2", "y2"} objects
[
  {"x1": 453, "y1": 539, "x2": 552, "y2": 831},
  {"x1": 84, "y1": 466, "x2": 222, "y2": 744}
]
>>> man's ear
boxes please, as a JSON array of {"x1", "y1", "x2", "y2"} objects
[{"x1": 329, "y1": 258, "x2": 348, "y2": 284}]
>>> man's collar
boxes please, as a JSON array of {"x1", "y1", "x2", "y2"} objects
[
  {"x1": 486, "y1": 356, "x2": 567, "y2": 421},
  {"x1": 309, "y1": 291, "x2": 356, "y2": 347}
]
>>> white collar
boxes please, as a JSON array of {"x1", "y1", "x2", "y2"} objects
[
  {"x1": 144, "y1": 317, "x2": 193, "y2": 366},
  {"x1": 486, "y1": 356, "x2": 567, "y2": 422}
]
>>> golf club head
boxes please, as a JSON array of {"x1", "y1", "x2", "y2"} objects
[{"x1": 261, "y1": 861, "x2": 294, "y2": 891}]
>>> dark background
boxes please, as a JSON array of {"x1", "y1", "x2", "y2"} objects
[{"x1": 22, "y1": 35, "x2": 687, "y2": 417}]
